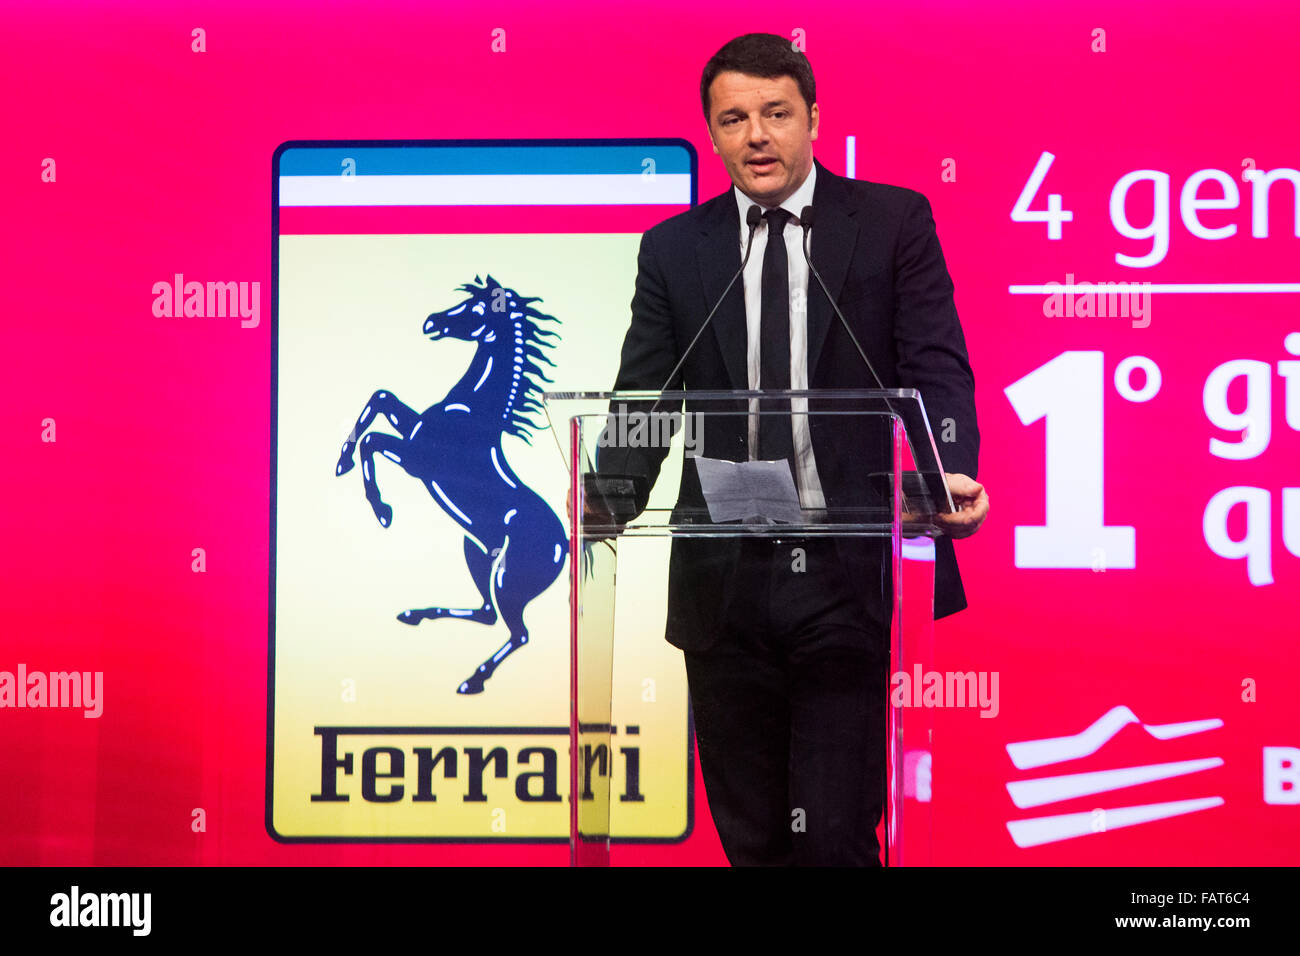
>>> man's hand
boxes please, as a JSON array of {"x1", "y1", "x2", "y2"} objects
[
  {"x1": 935, "y1": 472, "x2": 988, "y2": 539},
  {"x1": 564, "y1": 491, "x2": 621, "y2": 541}
]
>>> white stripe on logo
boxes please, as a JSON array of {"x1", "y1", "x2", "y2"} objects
[
  {"x1": 278, "y1": 173, "x2": 692, "y2": 207},
  {"x1": 1006, "y1": 797, "x2": 1224, "y2": 848},
  {"x1": 1007, "y1": 757, "x2": 1223, "y2": 809},
  {"x1": 1006, "y1": 705, "x2": 1223, "y2": 770}
]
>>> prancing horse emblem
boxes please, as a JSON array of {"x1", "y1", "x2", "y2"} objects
[{"x1": 335, "y1": 275, "x2": 568, "y2": 694}]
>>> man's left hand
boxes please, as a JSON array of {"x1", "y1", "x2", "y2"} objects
[{"x1": 936, "y1": 472, "x2": 988, "y2": 538}]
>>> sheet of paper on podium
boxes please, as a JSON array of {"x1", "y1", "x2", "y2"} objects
[{"x1": 692, "y1": 456, "x2": 805, "y2": 524}]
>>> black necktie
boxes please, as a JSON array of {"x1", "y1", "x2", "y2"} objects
[{"x1": 759, "y1": 207, "x2": 795, "y2": 463}]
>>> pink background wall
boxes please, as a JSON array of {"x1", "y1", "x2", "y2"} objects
[{"x1": 3, "y1": 0, "x2": 1298, "y2": 864}]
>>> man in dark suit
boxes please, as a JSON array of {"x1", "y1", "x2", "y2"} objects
[{"x1": 595, "y1": 33, "x2": 988, "y2": 865}]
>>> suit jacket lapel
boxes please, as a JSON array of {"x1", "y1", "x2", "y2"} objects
[
  {"x1": 805, "y1": 159, "x2": 860, "y2": 379},
  {"x1": 697, "y1": 193, "x2": 748, "y2": 389}
]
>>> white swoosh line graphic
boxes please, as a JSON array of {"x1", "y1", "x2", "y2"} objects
[
  {"x1": 1006, "y1": 706, "x2": 1224, "y2": 769},
  {"x1": 1006, "y1": 797, "x2": 1224, "y2": 847},
  {"x1": 1143, "y1": 718, "x2": 1224, "y2": 740},
  {"x1": 1006, "y1": 757, "x2": 1224, "y2": 808}
]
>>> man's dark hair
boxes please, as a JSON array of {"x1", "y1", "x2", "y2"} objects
[{"x1": 700, "y1": 33, "x2": 816, "y2": 125}]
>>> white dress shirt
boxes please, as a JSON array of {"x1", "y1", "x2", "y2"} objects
[{"x1": 733, "y1": 162, "x2": 826, "y2": 510}]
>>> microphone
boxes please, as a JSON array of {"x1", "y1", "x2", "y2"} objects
[
  {"x1": 652, "y1": 204, "x2": 764, "y2": 400},
  {"x1": 594, "y1": 206, "x2": 762, "y2": 524},
  {"x1": 800, "y1": 205, "x2": 956, "y2": 515},
  {"x1": 799, "y1": 205, "x2": 887, "y2": 391}
]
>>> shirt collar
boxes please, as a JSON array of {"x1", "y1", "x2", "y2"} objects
[{"x1": 733, "y1": 161, "x2": 817, "y2": 229}]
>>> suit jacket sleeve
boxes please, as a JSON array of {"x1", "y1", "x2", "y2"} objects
[{"x1": 891, "y1": 192, "x2": 979, "y2": 482}]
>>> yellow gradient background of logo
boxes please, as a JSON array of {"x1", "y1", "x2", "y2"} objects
[{"x1": 273, "y1": 234, "x2": 689, "y2": 839}]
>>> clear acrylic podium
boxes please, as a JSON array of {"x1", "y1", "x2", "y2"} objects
[{"x1": 543, "y1": 389, "x2": 950, "y2": 866}]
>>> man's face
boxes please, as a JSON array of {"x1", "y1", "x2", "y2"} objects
[{"x1": 706, "y1": 71, "x2": 818, "y2": 207}]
